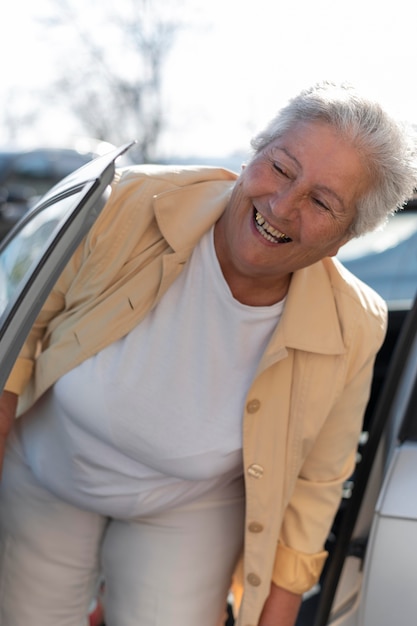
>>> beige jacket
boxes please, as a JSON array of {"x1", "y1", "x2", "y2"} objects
[{"x1": 6, "y1": 165, "x2": 387, "y2": 626}]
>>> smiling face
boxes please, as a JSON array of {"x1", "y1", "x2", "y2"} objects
[{"x1": 214, "y1": 120, "x2": 372, "y2": 305}]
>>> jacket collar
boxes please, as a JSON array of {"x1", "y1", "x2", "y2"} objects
[
  {"x1": 153, "y1": 170, "x2": 236, "y2": 252},
  {"x1": 270, "y1": 261, "x2": 346, "y2": 357}
]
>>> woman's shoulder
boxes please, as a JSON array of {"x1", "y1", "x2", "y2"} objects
[{"x1": 113, "y1": 163, "x2": 238, "y2": 190}]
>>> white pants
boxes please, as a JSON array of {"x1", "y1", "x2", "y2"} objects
[{"x1": 0, "y1": 433, "x2": 245, "y2": 626}]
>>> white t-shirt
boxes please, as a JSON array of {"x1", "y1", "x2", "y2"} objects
[{"x1": 21, "y1": 227, "x2": 285, "y2": 518}]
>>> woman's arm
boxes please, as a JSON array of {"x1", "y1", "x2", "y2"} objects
[
  {"x1": 0, "y1": 390, "x2": 18, "y2": 478},
  {"x1": 264, "y1": 302, "x2": 388, "y2": 608},
  {"x1": 258, "y1": 583, "x2": 302, "y2": 626}
]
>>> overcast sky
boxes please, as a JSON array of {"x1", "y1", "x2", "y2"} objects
[{"x1": 2, "y1": 0, "x2": 417, "y2": 159}]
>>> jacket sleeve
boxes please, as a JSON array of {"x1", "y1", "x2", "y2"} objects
[{"x1": 272, "y1": 298, "x2": 388, "y2": 594}]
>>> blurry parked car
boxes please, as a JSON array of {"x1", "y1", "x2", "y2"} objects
[
  {"x1": 0, "y1": 141, "x2": 132, "y2": 241},
  {"x1": 338, "y1": 196, "x2": 417, "y2": 307}
]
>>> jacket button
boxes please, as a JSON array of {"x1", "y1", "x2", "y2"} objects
[
  {"x1": 247, "y1": 464, "x2": 264, "y2": 479},
  {"x1": 248, "y1": 521, "x2": 264, "y2": 533},
  {"x1": 247, "y1": 573, "x2": 261, "y2": 586},
  {"x1": 246, "y1": 399, "x2": 261, "y2": 413}
]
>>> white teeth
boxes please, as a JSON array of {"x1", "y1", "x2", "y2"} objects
[{"x1": 254, "y1": 211, "x2": 290, "y2": 243}]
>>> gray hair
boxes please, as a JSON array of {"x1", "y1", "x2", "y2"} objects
[{"x1": 250, "y1": 82, "x2": 417, "y2": 236}]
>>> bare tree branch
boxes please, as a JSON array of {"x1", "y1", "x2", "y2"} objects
[{"x1": 39, "y1": 0, "x2": 182, "y2": 162}]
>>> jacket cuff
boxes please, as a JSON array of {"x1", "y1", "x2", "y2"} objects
[
  {"x1": 272, "y1": 542, "x2": 328, "y2": 595},
  {"x1": 4, "y1": 358, "x2": 34, "y2": 395}
]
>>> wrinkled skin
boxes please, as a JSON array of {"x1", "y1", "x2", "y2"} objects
[{"x1": 214, "y1": 120, "x2": 371, "y2": 306}]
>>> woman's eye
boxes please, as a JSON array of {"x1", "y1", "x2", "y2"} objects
[
  {"x1": 273, "y1": 163, "x2": 288, "y2": 176},
  {"x1": 313, "y1": 197, "x2": 330, "y2": 211}
]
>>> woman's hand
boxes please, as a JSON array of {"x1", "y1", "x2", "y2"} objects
[
  {"x1": 258, "y1": 582, "x2": 302, "y2": 626},
  {"x1": 0, "y1": 390, "x2": 18, "y2": 478}
]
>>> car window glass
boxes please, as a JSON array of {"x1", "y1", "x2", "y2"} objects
[
  {"x1": 0, "y1": 141, "x2": 133, "y2": 395},
  {"x1": 0, "y1": 189, "x2": 84, "y2": 319}
]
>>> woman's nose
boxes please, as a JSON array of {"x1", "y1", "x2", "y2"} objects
[{"x1": 269, "y1": 188, "x2": 299, "y2": 219}]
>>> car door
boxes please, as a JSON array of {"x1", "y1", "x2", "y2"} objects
[{"x1": 0, "y1": 142, "x2": 134, "y2": 393}]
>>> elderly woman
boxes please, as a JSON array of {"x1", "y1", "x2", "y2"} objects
[{"x1": 0, "y1": 82, "x2": 416, "y2": 626}]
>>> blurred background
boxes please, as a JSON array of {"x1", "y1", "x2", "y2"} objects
[
  {"x1": 1, "y1": 0, "x2": 416, "y2": 237},
  {"x1": 3, "y1": 0, "x2": 417, "y2": 162}
]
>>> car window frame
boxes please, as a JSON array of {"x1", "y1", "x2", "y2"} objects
[{"x1": 0, "y1": 141, "x2": 134, "y2": 393}]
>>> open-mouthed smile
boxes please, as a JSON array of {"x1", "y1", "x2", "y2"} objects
[{"x1": 254, "y1": 210, "x2": 292, "y2": 244}]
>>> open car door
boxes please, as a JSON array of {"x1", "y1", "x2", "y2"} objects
[{"x1": 0, "y1": 141, "x2": 134, "y2": 393}]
